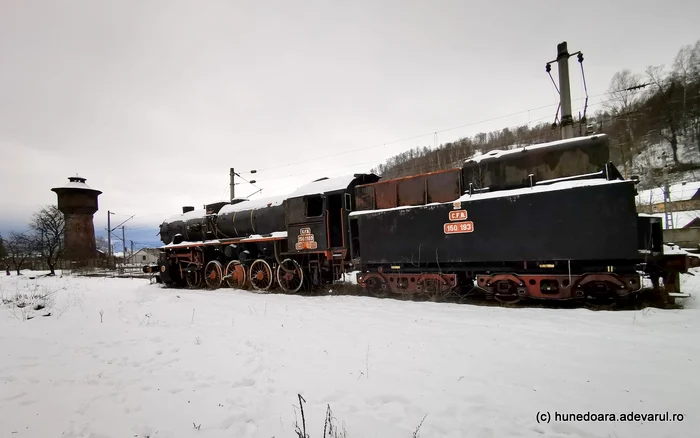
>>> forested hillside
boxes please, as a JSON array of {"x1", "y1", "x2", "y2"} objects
[{"x1": 372, "y1": 39, "x2": 700, "y2": 190}]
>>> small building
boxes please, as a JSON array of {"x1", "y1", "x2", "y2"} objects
[
  {"x1": 636, "y1": 181, "x2": 700, "y2": 248},
  {"x1": 129, "y1": 248, "x2": 160, "y2": 265},
  {"x1": 636, "y1": 181, "x2": 700, "y2": 216}
]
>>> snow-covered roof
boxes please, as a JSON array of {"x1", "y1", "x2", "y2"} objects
[
  {"x1": 288, "y1": 174, "x2": 358, "y2": 198},
  {"x1": 465, "y1": 135, "x2": 605, "y2": 164},
  {"x1": 650, "y1": 211, "x2": 700, "y2": 229},
  {"x1": 350, "y1": 178, "x2": 626, "y2": 217},
  {"x1": 636, "y1": 181, "x2": 700, "y2": 205},
  {"x1": 663, "y1": 243, "x2": 700, "y2": 257},
  {"x1": 133, "y1": 247, "x2": 160, "y2": 255},
  {"x1": 51, "y1": 175, "x2": 102, "y2": 193}
]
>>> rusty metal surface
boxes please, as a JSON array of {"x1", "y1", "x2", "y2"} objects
[
  {"x1": 476, "y1": 272, "x2": 640, "y2": 300},
  {"x1": 357, "y1": 271, "x2": 457, "y2": 294},
  {"x1": 426, "y1": 170, "x2": 462, "y2": 203},
  {"x1": 355, "y1": 186, "x2": 375, "y2": 210},
  {"x1": 355, "y1": 168, "x2": 462, "y2": 211}
]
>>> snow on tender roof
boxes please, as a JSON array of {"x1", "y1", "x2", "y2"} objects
[
  {"x1": 349, "y1": 178, "x2": 626, "y2": 217},
  {"x1": 455, "y1": 178, "x2": 624, "y2": 203},
  {"x1": 218, "y1": 195, "x2": 286, "y2": 215},
  {"x1": 288, "y1": 174, "x2": 357, "y2": 198},
  {"x1": 636, "y1": 181, "x2": 700, "y2": 205},
  {"x1": 465, "y1": 135, "x2": 604, "y2": 164}
]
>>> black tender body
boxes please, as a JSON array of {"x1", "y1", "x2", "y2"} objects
[{"x1": 351, "y1": 180, "x2": 641, "y2": 266}]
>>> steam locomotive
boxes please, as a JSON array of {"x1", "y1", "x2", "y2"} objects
[{"x1": 152, "y1": 134, "x2": 692, "y2": 303}]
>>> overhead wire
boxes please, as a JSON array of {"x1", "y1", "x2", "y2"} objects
[
  {"x1": 128, "y1": 86, "x2": 653, "y2": 230},
  {"x1": 249, "y1": 94, "x2": 627, "y2": 184},
  {"x1": 251, "y1": 89, "x2": 627, "y2": 177}
]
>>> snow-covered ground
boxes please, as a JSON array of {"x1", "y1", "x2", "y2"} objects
[{"x1": 1, "y1": 271, "x2": 699, "y2": 438}]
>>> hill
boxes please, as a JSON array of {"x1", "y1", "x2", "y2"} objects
[{"x1": 372, "y1": 39, "x2": 700, "y2": 192}]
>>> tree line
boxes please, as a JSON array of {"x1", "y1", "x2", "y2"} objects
[
  {"x1": 0, "y1": 205, "x2": 65, "y2": 276},
  {"x1": 372, "y1": 39, "x2": 700, "y2": 189}
]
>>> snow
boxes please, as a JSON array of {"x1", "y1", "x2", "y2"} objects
[
  {"x1": 636, "y1": 181, "x2": 700, "y2": 205},
  {"x1": 350, "y1": 178, "x2": 626, "y2": 217},
  {"x1": 663, "y1": 243, "x2": 700, "y2": 257},
  {"x1": 465, "y1": 135, "x2": 605, "y2": 164},
  {"x1": 288, "y1": 174, "x2": 359, "y2": 198},
  {"x1": 1, "y1": 272, "x2": 699, "y2": 437},
  {"x1": 240, "y1": 231, "x2": 288, "y2": 241},
  {"x1": 217, "y1": 196, "x2": 286, "y2": 216},
  {"x1": 54, "y1": 181, "x2": 101, "y2": 191},
  {"x1": 161, "y1": 240, "x2": 221, "y2": 249},
  {"x1": 170, "y1": 175, "x2": 362, "y2": 224},
  {"x1": 651, "y1": 210, "x2": 700, "y2": 229},
  {"x1": 457, "y1": 177, "x2": 626, "y2": 202},
  {"x1": 635, "y1": 181, "x2": 700, "y2": 229}
]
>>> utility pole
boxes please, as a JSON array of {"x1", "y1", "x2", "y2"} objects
[
  {"x1": 122, "y1": 226, "x2": 126, "y2": 263},
  {"x1": 662, "y1": 152, "x2": 674, "y2": 230},
  {"x1": 230, "y1": 167, "x2": 235, "y2": 202},
  {"x1": 556, "y1": 41, "x2": 574, "y2": 140},
  {"x1": 107, "y1": 210, "x2": 112, "y2": 258},
  {"x1": 130, "y1": 240, "x2": 134, "y2": 264}
]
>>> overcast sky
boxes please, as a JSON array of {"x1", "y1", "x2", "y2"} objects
[{"x1": 1, "y1": 0, "x2": 698, "y2": 245}]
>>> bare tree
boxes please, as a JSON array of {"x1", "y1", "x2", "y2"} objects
[
  {"x1": 646, "y1": 65, "x2": 684, "y2": 165},
  {"x1": 605, "y1": 69, "x2": 645, "y2": 175},
  {"x1": 95, "y1": 235, "x2": 109, "y2": 253},
  {"x1": 0, "y1": 233, "x2": 9, "y2": 275},
  {"x1": 672, "y1": 40, "x2": 700, "y2": 152},
  {"x1": 5, "y1": 232, "x2": 33, "y2": 275},
  {"x1": 606, "y1": 69, "x2": 643, "y2": 114},
  {"x1": 30, "y1": 205, "x2": 65, "y2": 276}
]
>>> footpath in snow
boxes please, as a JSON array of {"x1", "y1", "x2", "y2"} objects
[{"x1": 1, "y1": 271, "x2": 699, "y2": 438}]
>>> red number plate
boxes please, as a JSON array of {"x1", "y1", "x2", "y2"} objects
[{"x1": 444, "y1": 221, "x2": 474, "y2": 234}]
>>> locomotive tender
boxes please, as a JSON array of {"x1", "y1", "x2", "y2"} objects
[{"x1": 153, "y1": 134, "x2": 688, "y2": 303}]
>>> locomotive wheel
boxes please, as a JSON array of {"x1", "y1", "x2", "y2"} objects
[
  {"x1": 366, "y1": 276, "x2": 389, "y2": 298},
  {"x1": 249, "y1": 259, "x2": 273, "y2": 291},
  {"x1": 185, "y1": 268, "x2": 202, "y2": 289},
  {"x1": 491, "y1": 280, "x2": 522, "y2": 305},
  {"x1": 204, "y1": 260, "x2": 223, "y2": 289},
  {"x1": 494, "y1": 293, "x2": 521, "y2": 305},
  {"x1": 225, "y1": 260, "x2": 247, "y2": 289},
  {"x1": 276, "y1": 259, "x2": 304, "y2": 293}
]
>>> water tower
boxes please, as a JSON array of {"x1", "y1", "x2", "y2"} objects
[{"x1": 51, "y1": 175, "x2": 102, "y2": 263}]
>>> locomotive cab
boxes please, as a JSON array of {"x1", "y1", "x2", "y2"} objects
[{"x1": 283, "y1": 174, "x2": 379, "y2": 256}]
